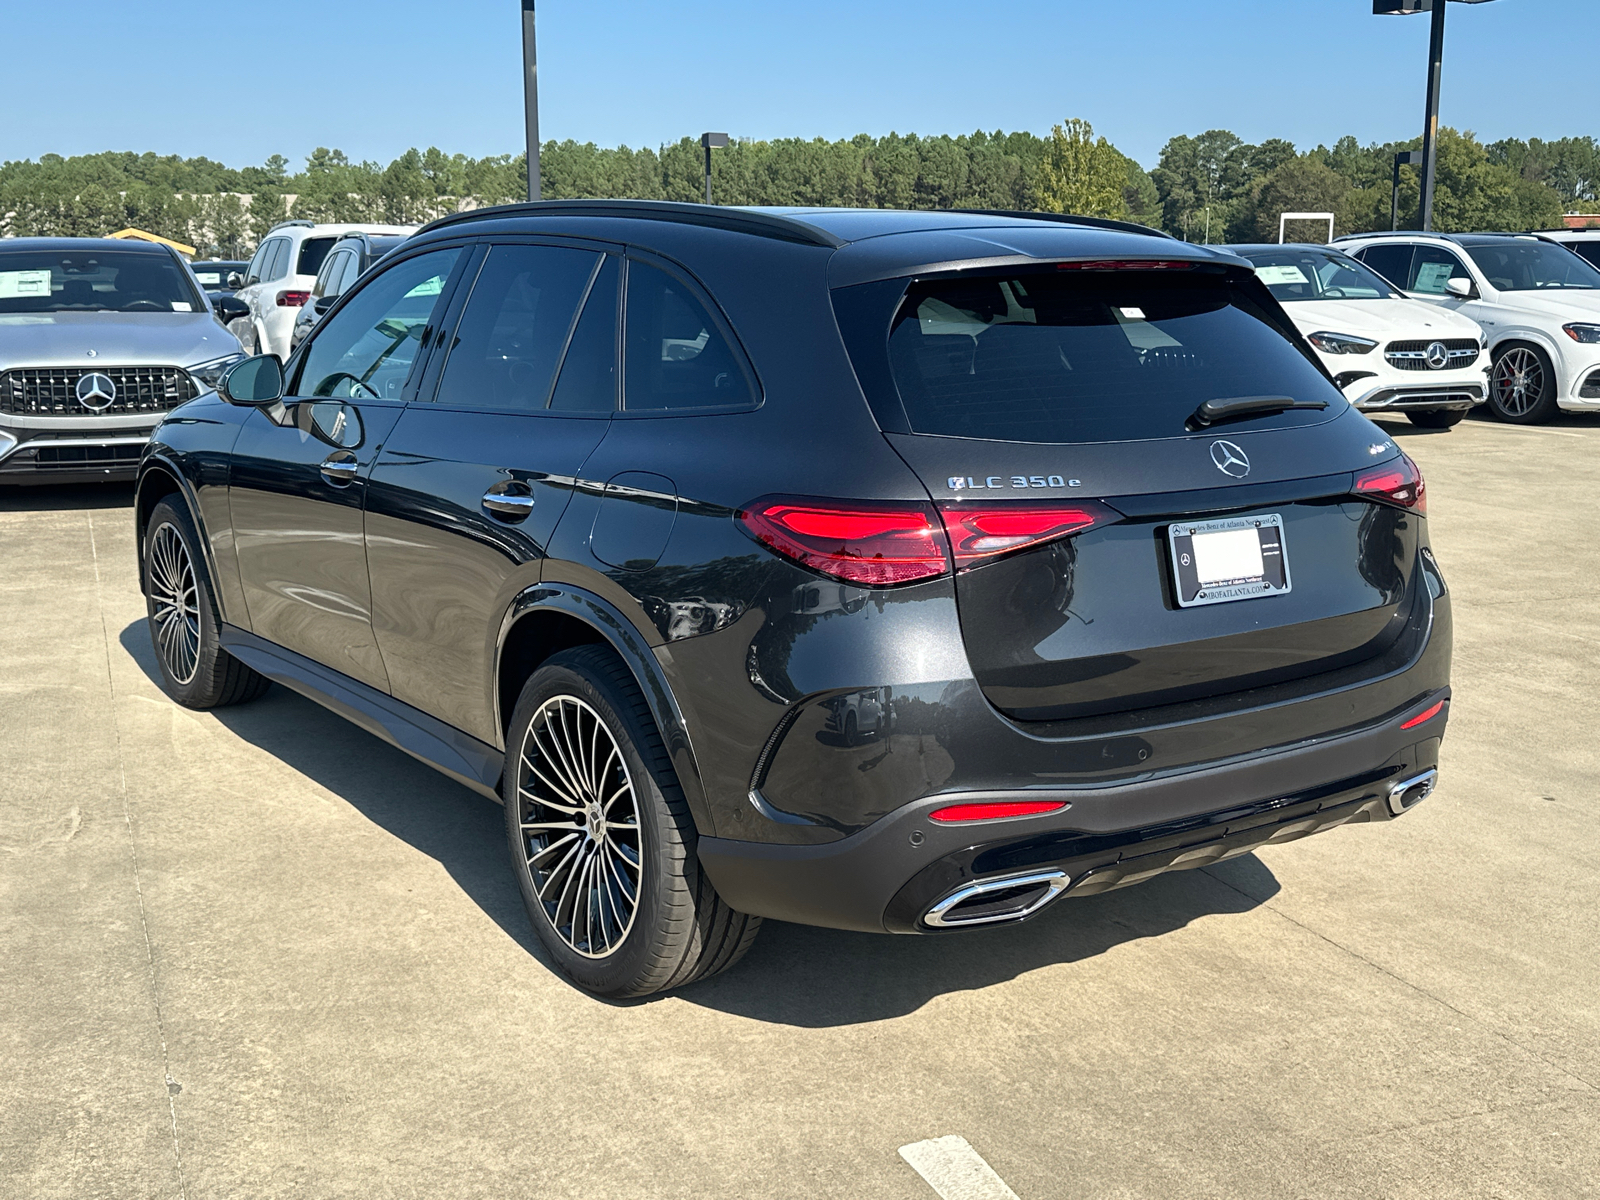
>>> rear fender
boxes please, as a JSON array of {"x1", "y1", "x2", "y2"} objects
[{"x1": 496, "y1": 583, "x2": 714, "y2": 836}]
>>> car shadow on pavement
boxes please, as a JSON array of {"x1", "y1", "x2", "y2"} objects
[
  {"x1": 118, "y1": 619, "x2": 554, "y2": 971},
  {"x1": 119, "y1": 617, "x2": 1280, "y2": 1024},
  {"x1": 0, "y1": 481, "x2": 134, "y2": 512}
]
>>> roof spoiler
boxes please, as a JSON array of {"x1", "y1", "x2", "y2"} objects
[{"x1": 952, "y1": 209, "x2": 1176, "y2": 240}]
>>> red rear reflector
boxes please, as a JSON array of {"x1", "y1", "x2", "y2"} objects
[
  {"x1": 738, "y1": 496, "x2": 950, "y2": 586},
  {"x1": 1056, "y1": 260, "x2": 1198, "y2": 271},
  {"x1": 937, "y1": 499, "x2": 1117, "y2": 570},
  {"x1": 1400, "y1": 699, "x2": 1445, "y2": 730},
  {"x1": 1354, "y1": 451, "x2": 1426, "y2": 515},
  {"x1": 276, "y1": 290, "x2": 310, "y2": 307},
  {"x1": 929, "y1": 800, "x2": 1068, "y2": 823}
]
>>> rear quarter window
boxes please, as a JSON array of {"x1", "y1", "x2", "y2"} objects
[{"x1": 875, "y1": 268, "x2": 1342, "y2": 444}]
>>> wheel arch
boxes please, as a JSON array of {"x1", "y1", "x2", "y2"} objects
[
  {"x1": 495, "y1": 584, "x2": 713, "y2": 835},
  {"x1": 134, "y1": 457, "x2": 210, "y2": 595}
]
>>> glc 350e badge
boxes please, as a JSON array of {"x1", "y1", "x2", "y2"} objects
[
  {"x1": 76, "y1": 372, "x2": 117, "y2": 412},
  {"x1": 1209, "y1": 439, "x2": 1250, "y2": 478}
]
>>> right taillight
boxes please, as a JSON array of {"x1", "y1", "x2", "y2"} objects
[{"x1": 1354, "y1": 452, "x2": 1426, "y2": 515}]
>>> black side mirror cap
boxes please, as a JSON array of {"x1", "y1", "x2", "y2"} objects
[
  {"x1": 313, "y1": 294, "x2": 337, "y2": 314},
  {"x1": 226, "y1": 272, "x2": 244, "y2": 289},
  {"x1": 218, "y1": 355, "x2": 285, "y2": 406}
]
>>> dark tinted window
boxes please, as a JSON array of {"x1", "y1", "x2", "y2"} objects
[
  {"x1": 0, "y1": 248, "x2": 198, "y2": 314},
  {"x1": 884, "y1": 269, "x2": 1341, "y2": 443},
  {"x1": 1464, "y1": 240, "x2": 1600, "y2": 290},
  {"x1": 1407, "y1": 245, "x2": 1473, "y2": 294},
  {"x1": 297, "y1": 236, "x2": 335, "y2": 276},
  {"x1": 244, "y1": 242, "x2": 271, "y2": 285},
  {"x1": 263, "y1": 239, "x2": 291, "y2": 282},
  {"x1": 623, "y1": 261, "x2": 753, "y2": 410},
  {"x1": 312, "y1": 250, "x2": 351, "y2": 299},
  {"x1": 435, "y1": 244, "x2": 599, "y2": 411},
  {"x1": 1356, "y1": 244, "x2": 1414, "y2": 289},
  {"x1": 549, "y1": 255, "x2": 619, "y2": 413},
  {"x1": 1569, "y1": 242, "x2": 1600, "y2": 269},
  {"x1": 296, "y1": 248, "x2": 460, "y2": 400}
]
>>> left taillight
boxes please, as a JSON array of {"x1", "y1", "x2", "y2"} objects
[
  {"x1": 276, "y1": 289, "x2": 310, "y2": 307},
  {"x1": 737, "y1": 497, "x2": 950, "y2": 586},
  {"x1": 937, "y1": 500, "x2": 1119, "y2": 571},
  {"x1": 1354, "y1": 452, "x2": 1427, "y2": 515}
]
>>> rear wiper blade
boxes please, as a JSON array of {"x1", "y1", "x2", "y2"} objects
[{"x1": 1189, "y1": 394, "x2": 1328, "y2": 429}]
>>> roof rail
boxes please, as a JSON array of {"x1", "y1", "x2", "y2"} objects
[
  {"x1": 267, "y1": 220, "x2": 315, "y2": 232},
  {"x1": 417, "y1": 200, "x2": 846, "y2": 249},
  {"x1": 953, "y1": 209, "x2": 1175, "y2": 240},
  {"x1": 1331, "y1": 229, "x2": 1456, "y2": 241}
]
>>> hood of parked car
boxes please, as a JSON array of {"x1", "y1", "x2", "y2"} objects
[
  {"x1": 1486, "y1": 288, "x2": 1600, "y2": 322},
  {"x1": 0, "y1": 311, "x2": 241, "y2": 370},
  {"x1": 1280, "y1": 297, "x2": 1482, "y2": 341}
]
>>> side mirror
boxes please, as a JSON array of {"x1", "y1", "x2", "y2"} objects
[
  {"x1": 1446, "y1": 277, "x2": 1474, "y2": 299},
  {"x1": 226, "y1": 272, "x2": 244, "y2": 289},
  {"x1": 218, "y1": 355, "x2": 285, "y2": 406},
  {"x1": 313, "y1": 294, "x2": 337, "y2": 315}
]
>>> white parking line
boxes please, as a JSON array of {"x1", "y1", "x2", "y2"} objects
[{"x1": 898, "y1": 1136, "x2": 1022, "y2": 1200}]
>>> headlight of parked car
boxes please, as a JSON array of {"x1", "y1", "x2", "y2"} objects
[
  {"x1": 1562, "y1": 323, "x2": 1600, "y2": 344},
  {"x1": 187, "y1": 353, "x2": 248, "y2": 390},
  {"x1": 1306, "y1": 331, "x2": 1379, "y2": 355}
]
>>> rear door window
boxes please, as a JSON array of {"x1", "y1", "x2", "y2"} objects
[
  {"x1": 881, "y1": 269, "x2": 1341, "y2": 443},
  {"x1": 622, "y1": 261, "x2": 755, "y2": 411},
  {"x1": 434, "y1": 243, "x2": 600, "y2": 411},
  {"x1": 1354, "y1": 244, "x2": 1415, "y2": 290}
]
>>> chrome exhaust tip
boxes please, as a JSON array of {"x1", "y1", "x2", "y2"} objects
[
  {"x1": 1387, "y1": 768, "x2": 1438, "y2": 816},
  {"x1": 922, "y1": 870, "x2": 1069, "y2": 929}
]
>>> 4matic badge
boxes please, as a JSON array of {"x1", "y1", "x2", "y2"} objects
[{"x1": 947, "y1": 474, "x2": 1082, "y2": 491}]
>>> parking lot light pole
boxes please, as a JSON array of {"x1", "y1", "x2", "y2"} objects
[
  {"x1": 522, "y1": 0, "x2": 540, "y2": 202},
  {"x1": 1392, "y1": 150, "x2": 1423, "y2": 229},
  {"x1": 701, "y1": 133, "x2": 729, "y2": 205},
  {"x1": 1374, "y1": 0, "x2": 1500, "y2": 232}
]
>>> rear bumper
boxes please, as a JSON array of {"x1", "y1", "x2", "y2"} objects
[{"x1": 697, "y1": 692, "x2": 1448, "y2": 933}]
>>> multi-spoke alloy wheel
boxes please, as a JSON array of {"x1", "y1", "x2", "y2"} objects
[
  {"x1": 516, "y1": 695, "x2": 643, "y2": 958},
  {"x1": 1489, "y1": 345, "x2": 1556, "y2": 423},
  {"x1": 503, "y1": 646, "x2": 762, "y2": 998},
  {"x1": 148, "y1": 521, "x2": 200, "y2": 685}
]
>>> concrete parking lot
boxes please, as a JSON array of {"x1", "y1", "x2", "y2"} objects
[{"x1": 2, "y1": 411, "x2": 1597, "y2": 1200}]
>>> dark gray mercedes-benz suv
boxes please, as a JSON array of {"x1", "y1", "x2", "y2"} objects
[{"x1": 135, "y1": 202, "x2": 1451, "y2": 997}]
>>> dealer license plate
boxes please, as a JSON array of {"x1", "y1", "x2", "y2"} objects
[{"x1": 1169, "y1": 513, "x2": 1290, "y2": 608}]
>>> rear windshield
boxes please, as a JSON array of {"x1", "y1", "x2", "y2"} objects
[
  {"x1": 884, "y1": 269, "x2": 1341, "y2": 443},
  {"x1": 297, "y1": 236, "x2": 337, "y2": 276},
  {"x1": 0, "y1": 248, "x2": 199, "y2": 313}
]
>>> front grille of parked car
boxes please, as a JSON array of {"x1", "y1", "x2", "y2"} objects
[
  {"x1": 0, "y1": 366, "x2": 199, "y2": 416},
  {"x1": 1383, "y1": 339, "x2": 1480, "y2": 371}
]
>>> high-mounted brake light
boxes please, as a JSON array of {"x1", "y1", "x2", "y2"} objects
[
  {"x1": 1400, "y1": 699, "x2": 1445, "y2": 730},
  {"x1": 1055, "y1": 260, "x2": 1198, "y2": 271},
  {"x1": 936, "y1": 500, "x2": 1118, "y2": 570},
  {"x1": 929, "y1": 799, "x2": 1068, "y2": 823},
  {"x1": 1354, "y1": 452, "x2": 1426, "y2": 515},
  {"x1": 276, "y1": 290, "x2": 311, "y2": 307},
  {"x1": 737, "y1": 497, "x2": 949, "y2": 586}
]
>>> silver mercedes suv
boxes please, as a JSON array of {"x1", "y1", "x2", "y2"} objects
[{"x1": 0, "y1": 238, "x2": 244, "y2": 484}]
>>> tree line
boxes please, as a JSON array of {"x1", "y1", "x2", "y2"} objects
[{"x1": 2, "y1": 123, "x2": 1594, "y2": 256}]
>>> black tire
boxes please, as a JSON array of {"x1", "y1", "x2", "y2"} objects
[
  {"x1": 503, "y1": 645, "x2": 760, "y2": 998},
  {"x1": 1407, "y1": 408, "x2": 1467, "y2": 429},
  {"x1": 1487, "y1": 344, "x2": 1559, "y2": 424},
  {"x1": 143, "y1": 498, "x2": 271, "y2": 709},
  {"x1": 844, "y1": 711, "x2": 860, "y2": 747}
]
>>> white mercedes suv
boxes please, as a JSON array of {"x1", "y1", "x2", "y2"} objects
[
  {"x1": 1335, "y1": 231, "x2": 1600, "y2": 424},
  {"x1": 1230, "y1": 243, "x2": 1487, "y2": 429},
  {"x1": 228, "y1": 220, "x2": 416, "y2": 360}
]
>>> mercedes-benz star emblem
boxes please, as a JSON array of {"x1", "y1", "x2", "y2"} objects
[
  {"x1": 1425, "y1": 340, "x2": 1450, "y2": 370},
  {"x1": 1209, "y1": 439, "x2": 1250, "y2": 478},
  {"x1": 76, "y1": 372, "x2": 116, "y2": 412}
]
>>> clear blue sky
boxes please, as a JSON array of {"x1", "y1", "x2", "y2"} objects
[{"x1": 3, "y1": 0, "x2": 1591, "y2": 171}]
